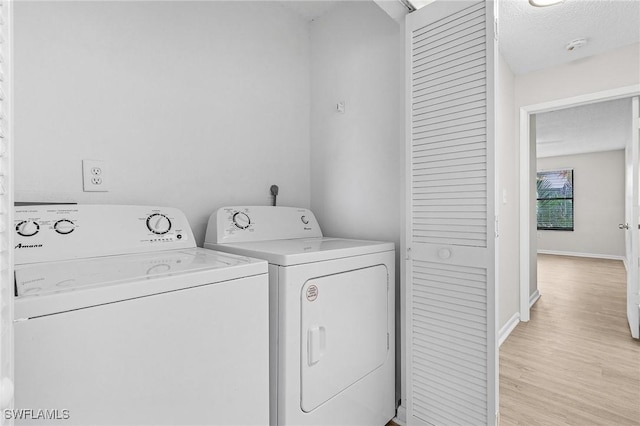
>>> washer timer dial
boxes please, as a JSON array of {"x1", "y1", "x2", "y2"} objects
[
  {"x1": 16, "y1": 220, "x2": 40, "y2": 237},
  {"x1": 146, "y1": 213, "x2": 172, "y2": 235},
  {"x1": 232, "y1": 212, "x2": 251, "y2": 229}
]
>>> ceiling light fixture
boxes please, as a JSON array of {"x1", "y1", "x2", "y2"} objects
[{"x1": 529, "y1": 0, "x2": 565, "y2": 7}]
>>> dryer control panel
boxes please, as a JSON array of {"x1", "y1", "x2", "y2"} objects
[
  {"x1": 14, "y1": 205, "x2": 195, "y2": 265},
  {"x1": 205, "y1": 206, "x2": 323, "y2": 244}
]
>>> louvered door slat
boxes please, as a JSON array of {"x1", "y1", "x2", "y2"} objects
[
  {"x1": 415, "y1": 370, "x2": 488, "y2": 407},
  {"x1": 414, "y1": 139, "x2": 486, "y2": 156},
  {"x1": 414, "y1": 351, "x2": 487, "y2": 382},
  {"x1": 414, "y1": 91, "x2": 486, "y2": 116},
  {"x1": 413, "y1": 25, "x2": 485, "y2": 70},
  {"x1": 412, "y1": 1, "x2": 484, "y2": 41},
  {"x1": 413, "y1": 43, "x2": 484, "y2": 78},
  {"x1": 406, "y1": 0, "x2": 496, "y2": 425},
  {"x1": 414, "y1": 376, "x2": 488, "y2": 412},
  {"x1": 415, "y1": 65, "x2": 485, "y2": 94},
  {"x1": 414, "y1": 388, "x2": 486, "y2": 423},
  {"x1": 413, "y1": 13, "x2": 485, "y2": 53},
  {"x1": 413, "y1": 162, "x2": 486, "y2": 177},
  {"x1": 413, "y1": 113, "x2": 486, "y2": 134},
  {"x1": 413, "y1": 339, "x2": 487, "y2": 371},
  {"x1": 414, "y1": 106, "x2": 487, "y2": 128},
  {"x1": 413, "y1": 37, "x2": 485, "y2": 71},
  {"x1": 413, "y1": 321, "x2": 487, "y2": 350},
  {"x1": 414, "y1": 370, "x2": 488, "y2": 407},
  {"x1": 413, "y1": 147, "x2": 486, "y2": 163},
  {"x1": 414, "y1": 72, "x2": 485, "y2": 101}
]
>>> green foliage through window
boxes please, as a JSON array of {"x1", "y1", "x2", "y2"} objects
[{"x1": 537, "y1": 169, "x2": 574, "y2": 231}]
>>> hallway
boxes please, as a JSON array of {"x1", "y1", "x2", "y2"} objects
[{"x1": 500, "y1": 254, "x2": 640, "y2": 425}]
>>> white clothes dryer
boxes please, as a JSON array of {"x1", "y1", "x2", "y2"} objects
[
  {"x1": 204, "y1": 206, "x2": 395, "y2": 426},
  {"x1": 13, "y1": 205, "x2": 269, "y2": 426}
]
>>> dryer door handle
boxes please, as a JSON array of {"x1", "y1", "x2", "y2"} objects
[{"x1": 307, "y1": 326, "x2": 326, "y2": 366}]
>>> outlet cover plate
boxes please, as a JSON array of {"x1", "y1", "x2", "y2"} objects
[{"x1": 82, "y1": 159, "x2": 109, "y2": 192}]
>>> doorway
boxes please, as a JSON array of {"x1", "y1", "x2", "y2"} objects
[{"x1": 519, "y1": 87, "x2": 640, "y2": 331}]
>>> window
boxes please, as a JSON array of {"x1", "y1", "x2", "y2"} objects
[{"x1": 537, "y1": 169, "x2": 574, "y2": 231}]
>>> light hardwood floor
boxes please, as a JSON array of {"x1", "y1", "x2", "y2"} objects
[{"x1": 500, "y1": 254, "x2": 640, "y2": 425}]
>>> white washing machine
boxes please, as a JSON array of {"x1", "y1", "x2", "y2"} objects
[
  {"x1": 13, "y1": 204, "x2": 269, "y2": 426},
  {"x1": 204, "y1": 206, "x2": 395, "y2": 426}
]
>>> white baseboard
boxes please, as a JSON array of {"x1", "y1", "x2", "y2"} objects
[
  {"x1": 537, "y1": 249, "x2": 624, "y2": 261},
  {"x1": 529, "y1": 289, "x2": 541, "y2": 308},
  {"x1": 394, "y1": 405, "x2": 407, "y2": 425},
  {"x1": 499, "y1": 312, "x2": 520, "y2": 347}
]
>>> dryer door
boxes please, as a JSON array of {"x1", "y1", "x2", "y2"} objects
[{"x1": 300, "y1": 264, "x2": 389, "y2": 412}]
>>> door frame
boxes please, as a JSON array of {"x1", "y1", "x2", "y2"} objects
[{"x1": 518, "y1": 84, "x2": 640, "y2": 322}]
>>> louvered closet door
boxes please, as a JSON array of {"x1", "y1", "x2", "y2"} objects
[{"x1": 405, "y1": 1, "x2": 497, "y2": 425}]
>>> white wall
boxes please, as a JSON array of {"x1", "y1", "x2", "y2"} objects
[
  {"x1": 15, "y1": 1, "x2": 311, "y2": 245},
  {"x1": 515, "y1": 44, "x2": 640, "y2": 108},
  {"x1": 495, "y1": 42, "x2": 640, "y2": 329},
  {"x1": 310, "y1": 2, "x2": 402, "y2": 245},
  {"x1": 537, "y1": 150, "x2": 625, "y2": 258},
  {"x1": 309, "y1": 0, "x2": 403, "y2": 402},
  {"x1": 497, "y1": 53, "x2": 519, "y2": 328}
]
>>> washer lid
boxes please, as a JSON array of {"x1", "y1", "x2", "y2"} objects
[
  {"x1": 14, "y1": 248, "x2": 267, "y2": 319},
  {"x1": 205, "y1": 237, "x2": 394, "y2": 266}
]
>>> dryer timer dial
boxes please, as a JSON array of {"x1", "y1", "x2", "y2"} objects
[{"x1": 232, "y1": 212, "x2": 251, "y2": 229}]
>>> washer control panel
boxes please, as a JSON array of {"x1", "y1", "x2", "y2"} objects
[
  {"x1": 205, "y1": 206, "x2": 323, "y2": 244},
  {"x1": 14, "y1": 205, "x2": 195, "y2": 265}
]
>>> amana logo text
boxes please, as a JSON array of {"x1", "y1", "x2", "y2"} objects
[{"x1": 15, "y1": 243, "x2": 43, "y2": 249}]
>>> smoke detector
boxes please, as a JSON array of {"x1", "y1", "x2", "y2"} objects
[{"x1": 566, "y1": 38, "x2": 588, "y2": 51}]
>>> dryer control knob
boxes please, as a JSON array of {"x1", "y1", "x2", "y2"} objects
[
  {"x1": 232, "y1": 212, "x2": 251, "y2": 229},
  {"x1": 16, "y1": 220, "x2": 39, "y2": 237},
  {"x1": 146, "y1": 213, "x2": 172, "y2": 235},
  {"x1": 54, "y1": 219, "x2": 76, "y2": 235}
]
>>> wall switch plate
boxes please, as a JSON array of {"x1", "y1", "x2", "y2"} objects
[{"x1": 82, "y1": 159, "x2": 109, "y2": 192}]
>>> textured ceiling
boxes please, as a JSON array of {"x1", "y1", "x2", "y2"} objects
[
  {"x1": 279, "y1": 0, "x2": 640, "y2": 75},
  {"x1": 499, "y1": 0, "x2": 640, "y2": 75},
  {"x1": 536, "y1": 98, "x2": 632, "y2": 158}
]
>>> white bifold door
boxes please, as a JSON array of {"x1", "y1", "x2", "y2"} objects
[
  {"x1": 624, "y1": 96, "x2": 640, "y2": 339},
  {"x1": 405, "y1": 1, "x2": 498, "y2": 425}
]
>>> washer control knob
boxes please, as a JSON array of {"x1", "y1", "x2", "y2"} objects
[
  {"x1": 146, "y1": 213, "x2": 172, "y2": 235},
  {"x1": 232, "y1": 212, "x2": 251, "y2": 229},
  {"x1": 16, "y1": 220, "x2": 39, "y2": 237},
  {"x1": 301, "y1": 215, "x2": 309, "y2": 225},
  {"x1": 54, "y1": 219, "x2": 76, "y2": 235}
]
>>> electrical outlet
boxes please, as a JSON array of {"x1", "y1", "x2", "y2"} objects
[{"x1": 82, "y1": 160, "x2": 109, "y2": 192}]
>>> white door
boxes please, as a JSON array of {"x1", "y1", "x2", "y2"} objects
[
  {"x1": 624, "y1": 96, "x2": 640, "y2": 339},
  {"x1": 406, "y1": 1, "x2": 497, "y2": 425},
  {"x1": 300, "y1": 265, "x2": 389, "y2": 413},
  {"x1": 0, "y1": 0, "x2": 14, "y2": 418}
]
